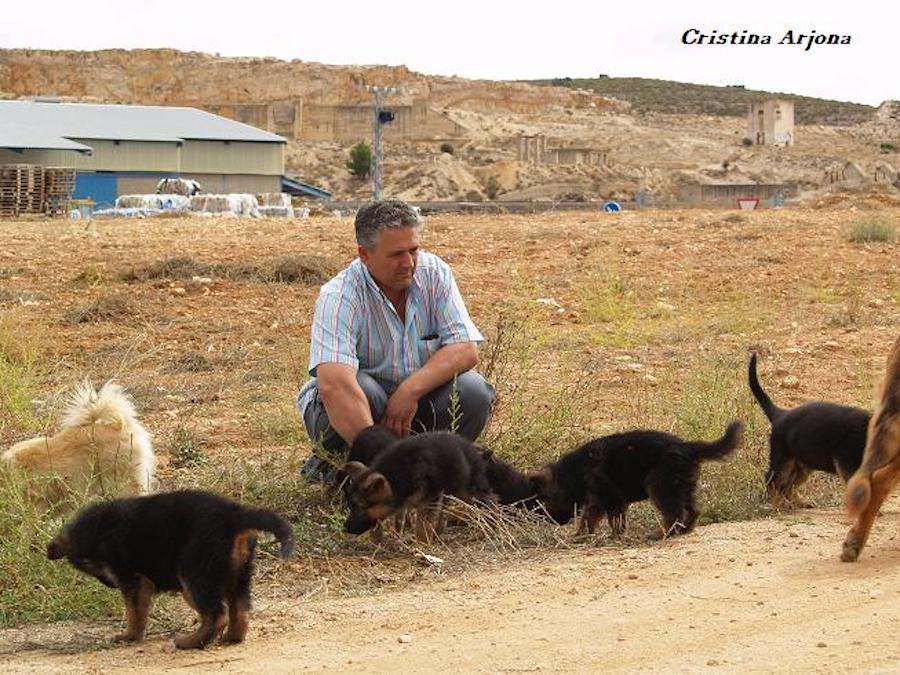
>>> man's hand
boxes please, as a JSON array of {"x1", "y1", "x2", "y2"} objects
[
  {"x1": 381, "y1": 385, "x2": 419, "y2": 438},
  {"x1": 379, "y1": 342, "x2": 479, "y2": 437}
]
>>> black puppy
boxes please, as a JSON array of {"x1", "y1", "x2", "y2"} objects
[
  {"x1": 532, "y1": 421, "x2": 743, "y2": 538},
  {"x1": 749, "y1": 353, "x2": 871, "y2": 507},
  {"x1": 478, "y1": 447, "x2": 538, "y2": 507},
  {"x1": 47, "y1": 490, "x2": 294, "y2": 649},
  {"x1": 342, "y1": 431, "x2": 494, "y2": 542},
  {"x1": 347, "y1": 424, "x2": 399, "y2": 465}
]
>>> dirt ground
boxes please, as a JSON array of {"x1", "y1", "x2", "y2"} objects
[
  {"x1": 7, "y1": 509, "x2": 900, "y2": 673},
  {"x1": 1, "y1": 204, "x2": 899, "y2": 672}
]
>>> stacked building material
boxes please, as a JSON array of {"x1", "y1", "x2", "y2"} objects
[
  {"x1": 0, "y1": 164, "x2": 45, "y2": 216},
  {"x1": 44, "y1": 167, "x2": 76, "y2": 217}
]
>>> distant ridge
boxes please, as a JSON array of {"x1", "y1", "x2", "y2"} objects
[{"x1": 527, "y1": 77, "x2": 875, "y2": 125}]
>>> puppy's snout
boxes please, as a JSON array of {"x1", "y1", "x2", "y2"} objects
[
  {"x1": 344, "y1": 511, "x2": 375, "y2": 535},
  {"x1": 47, "y1": 535, "x2": 69, "y2": 560}
]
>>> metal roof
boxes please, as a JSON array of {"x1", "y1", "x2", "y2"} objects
[
  {"x1": 282, "y1": 175, "x2": 332, "y2": 200},
  {"x1": 0, "y1": 100, "x2": 286, "y2": 147},
  {"x1": 0, "y1": 119, "x2": 94, "y2": 152}
]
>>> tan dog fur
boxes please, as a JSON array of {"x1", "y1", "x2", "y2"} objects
[
  {"x1": 2, "y1": 380, "x2": 155, "y2": 507},
  {"x1": 842, "y1": 336, "x2": 900, "y2": 562}
]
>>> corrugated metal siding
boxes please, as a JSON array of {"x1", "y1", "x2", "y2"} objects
[
  {"x1": 73, "y1": 174, "x2": 118, "y2": 207},
  {"x1": 73, "y1": 139, "x2": 181, "y2": 172},
  {"x1": 1, "y1": 140, "x2": 283, "y2": 175},
  {"x1": 181, "y1": 141, "x2": 283, "y2": 175}
]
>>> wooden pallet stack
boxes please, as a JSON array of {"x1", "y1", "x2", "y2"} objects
[
  {"x1": 0, "y1": 164, "x2": 46, "y2": 217},
  {"x1": 44, "y1": 167, "x2": 76, "y2": 217}
]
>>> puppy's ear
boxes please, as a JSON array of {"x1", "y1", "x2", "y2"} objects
[
  {"x1": 341, "y1": 461, "x2": 368, "y2": 480},
  {"x1": 476, "y1": 445, "x2": 495, "y2": 462},
  {"x1": 361, "y1": 472, "x2": 393, "y2": 503},
  {"x1": 47, "y1": 532, "x2": 70, "y2": 560}
]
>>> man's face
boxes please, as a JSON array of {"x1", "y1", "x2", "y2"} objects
[{"x1": 359, "y1": 226, "x2": 420, "y2": 295}]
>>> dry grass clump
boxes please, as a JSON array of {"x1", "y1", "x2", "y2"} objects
[
  {"x1": 119, "y1": 255, "x2": 212, "y2": 282},
  {"x1": 120, "y1": 254, "x2": 338, "y2": 285},
  {"x1": 65, "y1": 294, "x2": 134, "y2": 324}
]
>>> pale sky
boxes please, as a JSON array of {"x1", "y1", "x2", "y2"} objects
[{"x1": 1, "y1": 0, "x2": 895, "y2": 106}]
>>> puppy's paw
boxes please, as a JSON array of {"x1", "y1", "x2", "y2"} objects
[{"x1": 112, "y1": 632, "x2": 141, "y2": 643}]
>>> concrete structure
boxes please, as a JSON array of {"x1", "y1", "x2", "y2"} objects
[
  {"x1": 747, "y1": 99, "x2": 795, "y2": 147},
  {"x1": 517, "y1": 135, "x2": 607, "y2": 167},
  {"x1": 0, "y1": 100, "x2": 307, "y2": 206},
  {"x1": 824, "y1": 161, "x2": 867, "y2": 185},
  {"x1": 677, "y1": 183, "x2": 797, "y2": 205},
  {"x1": 201, "y1": 99, "x2": 465, "y2": 143}
]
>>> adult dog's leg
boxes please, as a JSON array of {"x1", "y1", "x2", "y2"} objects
[{"x1": 842, "y1": 464, "x2": 900, "y2": 562}]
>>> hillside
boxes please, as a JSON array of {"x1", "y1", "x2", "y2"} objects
[
  {"x1": 530, "y1": 77, "x2": 876, "y2": 125},
  {"x1": 0, "y1": 49, "x2": 897, "y2": 203}
]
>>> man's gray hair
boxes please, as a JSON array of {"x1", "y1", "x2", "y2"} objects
[{"x1": 354, "y1": 199, "x2": 422, "y2": 249}]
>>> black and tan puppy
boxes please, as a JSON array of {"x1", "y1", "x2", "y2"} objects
[
  {"x1": 479, "y1": 448, "x2": 538, "y2": 507},
  {"x1": 47, "y1": 490, "x2": 294, "y2": 649},
  {"x1": 749, "y1": 353, "x2": 870, "y2": 507},
  {"x1": 342, "y1": 431, "x2": 494, "y2": 542},
  {"x1": 347, "y1": 424, "x2": 399, "y2": 465},
  {"x1": 531, "y1": 421, "x2": 743, "y2": 538}
]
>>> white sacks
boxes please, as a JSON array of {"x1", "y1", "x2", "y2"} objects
[
  {"x1": 189, "y1": 193, "x2": 260, "y2": 217},
  {"x1": 115, "y1": 194, "x2": 191, "y2": 211}
]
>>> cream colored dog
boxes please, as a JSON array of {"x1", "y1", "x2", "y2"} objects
[{"x1": 2, "y1": 381, "x2": 156, "y2": 507}]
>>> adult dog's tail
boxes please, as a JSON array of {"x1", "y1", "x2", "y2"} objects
[
  {"x1": 60, "y1": 380, "x2": 139, "y2": 430},
  {"x1": 686, "y1": 421, "x2": 744, "y2": 461},
  {"x1": 846, "y1": 335, "x2": 900, "y2": 521},
  {"x1": 748, "y1": 353, "x2": 784, "y2": 424},
  {"x1": 238, "y1": 506, "x2": 296, "y2": 559}
]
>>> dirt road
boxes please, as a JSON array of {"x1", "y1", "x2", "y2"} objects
[{"x1": 5, "y1": 507, "x2": 900, "y2": 673}]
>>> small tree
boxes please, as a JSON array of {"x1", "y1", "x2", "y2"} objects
[{"x1": 346, "y1": 141, "x2": 373, "y2": 179}]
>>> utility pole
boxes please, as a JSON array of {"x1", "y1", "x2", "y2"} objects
[{"x1": 367, "y1": 86, "x2": 397, "y2": 200}]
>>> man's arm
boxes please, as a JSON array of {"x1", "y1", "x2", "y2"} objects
[
  {"x1": 380, "y1": 342, "x2": 478, "y2": 437},
  {"x1": 316, "y1": 362, "x2": 374, "y2": 445}
]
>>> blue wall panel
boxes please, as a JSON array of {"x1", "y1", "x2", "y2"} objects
[{"x1": 73, "y1": 173, "x2": 118, "y2": 208}]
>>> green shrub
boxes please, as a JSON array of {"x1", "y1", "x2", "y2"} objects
[{"x1": 346, "y1": 141, "x2": 373, "y2": 180}]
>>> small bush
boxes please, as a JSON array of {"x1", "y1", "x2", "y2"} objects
[
  {"x1": 847, "y1": 219, "x2": 897, "y2": 243},
  {"x1": 346, "y1": 141, "x2": 373, "y2": 180},
  {"x1": 168, "y1": 427, "x2": 207, "y2": 469},
  {"x1": 741, "y1": 137, "x2": 754, "y2": 146},
  {"x1": 439, "y1": 142, "x2": 454, "y2": 155},
  {"x1": 484, "y1": 176, "x2": 501, "y2": 200}
]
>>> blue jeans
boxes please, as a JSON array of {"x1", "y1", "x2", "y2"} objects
[{"x1": 298, "y1": 370, "x2": 496, "y2": 458}]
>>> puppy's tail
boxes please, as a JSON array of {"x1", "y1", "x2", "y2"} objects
[
  {"x1": 748, "y1": 353, "x2": 784, "y2": 424},
  {"x1": 686, "y1": 421, "x2": 744, "y2": 461},
  {"x1": 238, "y1": 507, "x2": 295, "y2": 559},
  {"x1": 60, "y1": 380, "x2": 139, "y2": 430}
]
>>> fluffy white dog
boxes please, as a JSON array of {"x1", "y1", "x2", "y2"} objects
[{"x1": 2, "y1": 381, "x2": 156, "y2": 507}]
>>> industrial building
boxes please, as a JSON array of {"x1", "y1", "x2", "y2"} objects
[{"x1": 0, "y1": 99, "x2": 329, "y2": 207}]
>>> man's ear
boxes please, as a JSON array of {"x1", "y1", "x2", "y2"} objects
[{"x1": 358, "y1": 244, "x2": 370, "y2": 265}]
